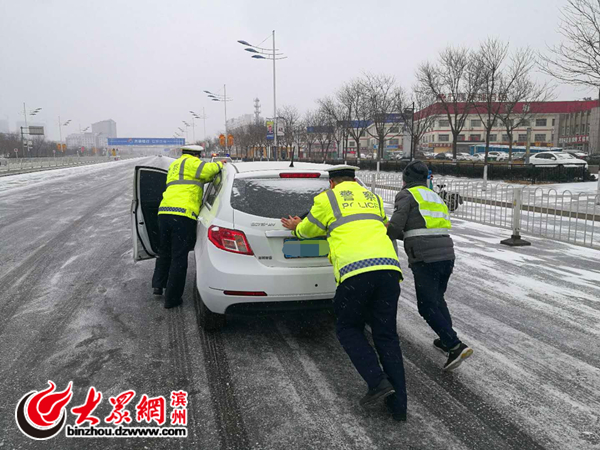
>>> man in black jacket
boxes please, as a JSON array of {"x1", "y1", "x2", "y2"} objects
[{"x1": 387, "y1": 160, "x2": 473, "y2": 371}]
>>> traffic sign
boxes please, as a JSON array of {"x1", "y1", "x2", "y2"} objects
[
  {"x1": 227, "y1": 134, "x2": 234, "y2": 147},
  {"x1": 219, "y1": 134, "x2": 226, "y2": 147},
  {"x1": 14, "y1": 148, "x2": 18, "y2": 153}
]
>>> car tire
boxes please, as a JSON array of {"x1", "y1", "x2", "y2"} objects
[{"x1": 194, "y1": 278, "x2": 226, "y2": 331}]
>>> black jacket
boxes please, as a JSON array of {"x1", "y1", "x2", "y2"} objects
[{"x1": 387, "y1": 181, "x2": 455, "y2": 266}]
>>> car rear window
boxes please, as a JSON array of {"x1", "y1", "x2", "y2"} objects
[{"x1": 231, "y1": 177, "x2": 330, "y2": 219}]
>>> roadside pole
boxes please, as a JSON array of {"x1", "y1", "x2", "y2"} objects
[
  {"x1": 500, "y1": 188, "x2": 531, "y2": 247},
  {"x1": 483, "y1": 164, "x2": 488, "y2": 191},
  {"x1": 596, "y1": 167, "x2": 600, "y2": 205}
]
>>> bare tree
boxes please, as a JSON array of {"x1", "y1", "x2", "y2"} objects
[
  {"x1": 472, "y1": 40, "x2": 541, "y2": 163},
  {"x1": 417, "y1": 46, "x2": 483, "y2": 158},
  {"x1": 539, "y1": 0, "x2": 600, "y2": 89},
  {"x1": 359, "y1": 73, "x2": 405, "y2": 163},
  {"x1": 302, "y1": 110, "x2": 319, "y2": 159},
  {"x1": 278, "y1": 105, "x2": 300, "y2": 159},
  {"x1": 312, "y1": 108, "x2": 335, "y2": 162},
  {"x1": 497, "y1": 77, "x2": 554, "y2": 160},
  {"x1": 398, "y1": 85, "x2": 438, "y2": 158}
]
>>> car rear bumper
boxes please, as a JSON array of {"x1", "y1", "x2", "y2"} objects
[{"x1": 195, "y1": 247, "x2": 337, "y2": 314}]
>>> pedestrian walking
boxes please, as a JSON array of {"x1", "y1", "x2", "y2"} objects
[
  {"x1": 152, "y1": 145, "x2": 224, "y2": 309},
  {"x1": 387, "y1": 160, "x2": 473, "y2": 371},
  {"x1": 282, "y1": 165, "x2": 408, "y2": 422}
]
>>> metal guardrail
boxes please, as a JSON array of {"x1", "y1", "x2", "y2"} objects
[
  {"x1": 0, "y1": 156, "x2": 143, "y2": 175},
  {"x1": 361, "y1": 172, "x2": 600, "y2": 249}
]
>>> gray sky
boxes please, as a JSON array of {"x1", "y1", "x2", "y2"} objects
[{"x1": 1, "y1": 0, "x2": 595, "y2": 142}]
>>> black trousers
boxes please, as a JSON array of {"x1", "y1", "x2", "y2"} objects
[
  {"x1": 411, "y1": 260, "x2": 460, "y2": 349},
  {"x1": 333, "y1": 270, "x2": 407, "y2": 412},
  {"x1": 152, "y1": 215, "x2": 197, "y2": 304}
]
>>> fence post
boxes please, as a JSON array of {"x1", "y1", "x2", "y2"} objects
[
  {"x1": 482, "y1": 164, "x2": 488, "y2": 191},
  {"x1": 596, "y1": 167, "x2": 600, "y2": 205},
  {"x1": 370, "y1": 173, "x2": 376, "y2": 193},
  {"x1": 501, "y1": 187, "x2": 531, "y2": 246}
]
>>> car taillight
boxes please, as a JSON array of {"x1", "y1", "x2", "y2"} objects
[
  {"x1": 279, "y1": 173, "x2": 321, "y2": 178},
  {"x1": 208, "y1": 226, "x2": 254, "y2": 255}
]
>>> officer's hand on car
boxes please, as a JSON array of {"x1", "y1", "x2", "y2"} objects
[{"x1": 281, "y1": 215, "x2": 302, "y2": 231}]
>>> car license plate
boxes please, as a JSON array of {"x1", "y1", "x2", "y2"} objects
[{"x1": 283, "y1": 237, "x2": 329, "y2": 258}]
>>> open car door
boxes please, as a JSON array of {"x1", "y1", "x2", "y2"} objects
[{"x1": 131, "y1": 157, "x2": 173, "y2": 261}]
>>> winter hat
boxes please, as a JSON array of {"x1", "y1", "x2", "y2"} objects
[{"x1": 403, "y1": 160, "x2": 429, "y2": 183}]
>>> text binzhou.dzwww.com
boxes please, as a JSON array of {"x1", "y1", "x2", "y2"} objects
[{"x1": 65, "y1": 425, "x2": 187, "y2": 438}]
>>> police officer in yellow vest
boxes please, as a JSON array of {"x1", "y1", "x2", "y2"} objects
[
  {"x1": 387, "y1": 160, "x2": 473, "y2": 371},
  {"x1": 152, "y1": 146, "x2": 224, "y2": 309},
  {"x1": 281, "y1": 165, "x2": 408, "y2": 422}
]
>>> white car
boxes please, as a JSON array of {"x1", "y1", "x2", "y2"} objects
[
  {"x1": 211, "y1": 156, "x2": 233, "y2": 163},
  {"x1": 529, "y1": 152, "x2": 588, "y2": 168},
  {"x1": 487, "y1": 151, "x2": 508, "y2": 161},
  {"x1": 132, "y1": 158, "x2": 338, "y2": 330}
]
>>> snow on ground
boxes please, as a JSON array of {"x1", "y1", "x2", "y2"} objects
[{"x1": 0, "y1": 157, "x2": 145, "y2": 195}]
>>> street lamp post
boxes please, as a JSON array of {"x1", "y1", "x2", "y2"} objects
[
  {"x1": 404, "y1": 102, "x2": 415, "y2": 161},
  {"x1": 22, "y1": 104, "x2": 42, "y2": 156},
  {"x1": 182, "y1": 121, "x2": 191, "y2": 143},
  {"x1": 204, "y1": 87, "x2": 232, "y2": 152},
  {"x1": 190, "y1": 109, "x2": 208, "y2": 143},
  {"x1": 238, "y1": 31, "x2": 287, "y2": 160}
]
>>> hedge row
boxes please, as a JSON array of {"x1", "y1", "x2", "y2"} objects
[{"x1": 287, "y1": 158, "x2": 594, "y2": 183}]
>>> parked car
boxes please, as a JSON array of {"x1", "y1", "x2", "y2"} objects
[
  {"x1": 511, "y1": 152, "x2": 526, "y2": 161},
  {"x1": 434, "y1": 152, "x2": 453, "y2": 160},
  {"x1": 487, "y1": 151, "x2": 508, "y2": 161},
  {"x1": 529, "y1": 152, "x2": 589, "y2": 168},
  {"x1": 132, "y1": 159, "x2": 340, "y2": 331},
  {"x1": 562, "y1": 149, "x2": 589, "y2": 159},
  {"x1": 456, "y1": 152, "x2": 473, "y2": 161}
]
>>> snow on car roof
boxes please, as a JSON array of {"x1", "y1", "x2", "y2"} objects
[{"x1": 231, "y1": 161, "x2": 333, "y2": 173}]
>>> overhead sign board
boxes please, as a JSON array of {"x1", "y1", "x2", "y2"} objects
[
  {"x1": 107, "y1": 138, "x2": 185, "y2": 146},
  {"x1": 28, "y1": 126, "x2": 45, "y2": 135}
]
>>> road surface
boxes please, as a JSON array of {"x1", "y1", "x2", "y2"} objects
[{"x1": 0, "y1": 159, "x2": 598, "y2": 449}]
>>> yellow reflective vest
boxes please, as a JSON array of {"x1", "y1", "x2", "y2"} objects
[
  {"x1": 404, "y1": 186, "x2": 451, "y2": 238},
  {"x1": 294, "y1": 181, "x2": 402, "y2": 285},
  {"x1": 158, "y1": 155, "x2": 223, "y2": 220}
]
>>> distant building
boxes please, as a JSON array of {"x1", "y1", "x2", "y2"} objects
[
  {"x1": 92, "y1": 119, "x2": 117, "y2": 148},
  {"x1": 227, "y1": 114, "x2": 258, "y2": 130},
  {"x1": 0, "y1": 120, "x2": 8, "y2": 134},
  {"x1": 415, "y1": 99, "x2": 600, "y2": 155},
  {"x1": 66, "y1": 132, "x2": 98, "y2": 150}
]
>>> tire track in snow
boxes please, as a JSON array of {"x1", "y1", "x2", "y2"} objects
[
  {"x1": 0, "y1": 191, "x2": 127, "y2": 334},
  {"x1": 196, "y1": 310, "x2": 250, "y2": 450}
]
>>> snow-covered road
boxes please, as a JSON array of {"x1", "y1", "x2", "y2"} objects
[{"x1": 0, "y1": 159, "x2": 599, "y2": 449}]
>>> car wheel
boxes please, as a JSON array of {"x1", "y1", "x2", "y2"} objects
[{"x1": 194, "y1": 278, "x2": 226, "y2": 331}]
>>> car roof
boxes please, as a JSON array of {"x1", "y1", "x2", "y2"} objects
[{"x1": 230, "y1": 161, "x2": 334, "y2": 174}]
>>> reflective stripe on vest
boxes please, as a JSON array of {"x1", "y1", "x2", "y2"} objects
[
  {"x1": 404, "y1": 228, "x2": 450, "y2": 238},
  {"x1": 307, "y1": 212, "x2": 326, "y2": 230},
  {"x1": 407, "y1": 186, "x2": 451, "y2": 229},
  {"x1": 339, "y1": 257, "x2": 401, "y2": 277},
  {"x1": 159, "y1": 206, "x2": 187, "y2": 214},
  {"x1": 195, "y1": 161, "x2": 206, "y2": 179},
  {"x1": 166, "y1": 180, "x2": 203, "y2": 187},
  {"x1": 179, "y1": 158, "x2": 187, "y2": 179},
  {"x1": 325, "y1": 189, "x2": 384, "y2": 237}
]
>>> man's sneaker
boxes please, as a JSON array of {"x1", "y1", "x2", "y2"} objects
[
  {"x1": 433, "y1": 338, "x2": 449, "y2": 355},
  {"x1": 443, "y1": 343, "x2": 473, "y2": 371},
  {"x1": 153, "y1": 288, "x2": 163, "y2": 296},
  {"x1": 360, "y1": 378, "x2": 395, "y2": 408},
  {"x1": 385, "y1": 395, "x2": 407, "y2": 422}
]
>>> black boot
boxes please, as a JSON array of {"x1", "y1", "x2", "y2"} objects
[
  {"x1": 153, "y1": 288, "x2": 163, "y2": 296},
  {"x1": 360, "y1": 378, "x2": 395, "y2": 408},
  {"x1": 164, "y1": 298, "x2": 183, "y2": 309},
  {"x1": 385, "y1": 395, "x2": 407, "y2": 422}
]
